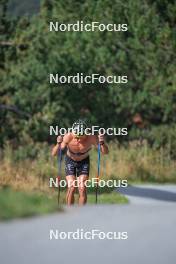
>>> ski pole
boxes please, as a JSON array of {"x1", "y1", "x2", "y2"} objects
[
  {"x1": 57, "y1": 144, "x2": 62, "y2": 205},
  {"x1": 95, "y1": 143, "x2": 101, "y2": 204}
]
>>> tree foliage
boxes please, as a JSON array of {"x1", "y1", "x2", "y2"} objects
[{"x1": 0, "y1": 0, "x2": 176, "y2": 150}]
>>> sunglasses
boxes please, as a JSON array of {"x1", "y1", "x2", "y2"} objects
[{"x1": 74, "y1": 134, "x2": 85, "y2": 138}]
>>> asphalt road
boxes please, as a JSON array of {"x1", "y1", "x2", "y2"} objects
[
  {"x1": 0, "y1": 185, "x2": 176, "y2": 264},
  {"x1": 118, "y1": 184, "x2": 176, "y2": 204}
]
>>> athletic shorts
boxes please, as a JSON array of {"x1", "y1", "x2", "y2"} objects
[{"x1": 65, "y1": 155, "x2": 90, "y2": 177}]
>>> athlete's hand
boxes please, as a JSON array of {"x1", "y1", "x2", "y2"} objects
[
  {"x1": 98, "y1": 134, "x2": 104, "y2": 144},
  {"x1": 57, "y1": 136, "x2": 63, "y2": 144}
]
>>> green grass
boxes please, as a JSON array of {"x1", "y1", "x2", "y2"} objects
[
  {"x1": 0, "y1": 185, "x2": 128, "y2": 220},
  {"x1": 56, "y1": 185, "x2": 128, "y2": 205},
  {"x1": 87, "y1": 185, "x2": 128, "y2": 204},
  {"x1": 0, "y1": 186, "x2": 62, "y2": 220},
  {"x1": 87, "y1": 191, "x2": 128, "y2": 204}
]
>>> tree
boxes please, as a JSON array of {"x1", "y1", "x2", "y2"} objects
[{"x1": 1, "y1": 0, "x2": 176, "y2": 149}]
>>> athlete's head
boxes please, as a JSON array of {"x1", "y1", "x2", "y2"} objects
[{"x1": 72, "y1": 119, "x2": 88, "y2": 138}]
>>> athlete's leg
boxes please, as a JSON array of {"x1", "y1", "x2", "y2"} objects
[
  {"x1": 65, "y1": 155, "x2": 76, "y2": 205},
  {"x1": 77, "y1": 156, "x2": 90, "y2": 205},
  {"x1": 78, "y1": 175, "x2": 89, "y2": 205},
  {"x1": 66, "y1": 175, "x2": 76, "y2": 205}
]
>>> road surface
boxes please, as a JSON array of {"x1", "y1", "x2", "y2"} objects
[{"x1": 0, "y1": 185, "x2": 176, "y2": 264}]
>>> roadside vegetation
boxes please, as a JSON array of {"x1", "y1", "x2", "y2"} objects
[
  {"x1": 1, "y1": 140, "x2": 176, "y2": 220},
  {"x1": 0, "y1": 185, "x2": 127, "y2": 220},
  {"x1": 1, "y1": 142, "x2": 175, "y2": 193},
  {"x1": 0, "y1": 143, "x2": 131, "y2": 220},
  {"x1": 0, "y1": 186, "x2": 62, "y2": 220}
]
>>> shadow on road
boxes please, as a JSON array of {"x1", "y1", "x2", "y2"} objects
[{"x1": 118, "y1": 185, "x2": 176, "y2": 202}]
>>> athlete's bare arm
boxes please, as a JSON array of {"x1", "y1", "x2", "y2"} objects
[
  {"x1": 51, "y1": 133, "x2": 72, "y2": 156},
  {"x1": 92, "y1": 135, "x2": 109, "y2": 154}
]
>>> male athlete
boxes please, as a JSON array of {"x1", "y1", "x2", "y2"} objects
[{"x1": 52, "y1": 120, "x2": 109, "y2": 205}]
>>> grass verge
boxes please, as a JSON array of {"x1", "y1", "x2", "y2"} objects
[
  {"x1": 54, "y1": 185, "x2": 128, "y2": 205},
  {"x1": 0, "y1": 185, "x2": 128, "y2": 220},
  {"x1": 0, "y1": 186, "x2": 62, "y2": 220},
  {"x1": 87, "y1": 192, "x2": 128, "y2": 204}
]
